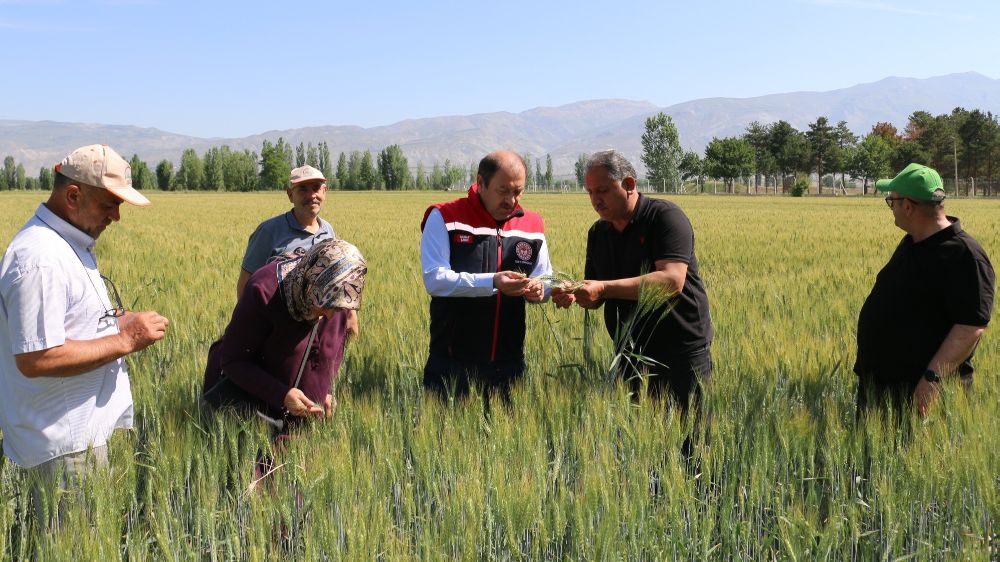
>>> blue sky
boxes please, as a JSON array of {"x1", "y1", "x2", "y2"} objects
[{"x1": 2, "y1": 0, "x2": 997, "y2": 138}]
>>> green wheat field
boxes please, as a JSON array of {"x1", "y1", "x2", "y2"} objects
[{"x1": 1, "y1": 191, "x2": 997, "y2": 560}]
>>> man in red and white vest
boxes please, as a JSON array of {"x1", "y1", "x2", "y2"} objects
[{"x1": 419, "y1": 150, "x2": 552, "y2": 404}]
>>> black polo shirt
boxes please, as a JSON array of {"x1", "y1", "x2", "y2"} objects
[
  {"x1": 584, "y1": 194, "x2": 713, "y2": 359},
  {"x1": 855, "y1": 217, "x2": 995, "y2": 383}
]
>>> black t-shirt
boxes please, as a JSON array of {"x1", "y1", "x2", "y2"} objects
[
  {"x1": 855, "y1": 217, "x2": 995, "y2": 383},
  {"x1": 585, "y1": 194, "x2": 714, "y2": 358}
]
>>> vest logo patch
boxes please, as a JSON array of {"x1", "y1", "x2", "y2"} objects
[
  {"x1": 515, "y1": 241, "x2": 533, "y2": 261},
  {"x1": 453, "y1": 233, "x2": 473, "y2": 244}
]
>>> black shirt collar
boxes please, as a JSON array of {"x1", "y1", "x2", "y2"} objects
[{"x1": 907, "y1": 216, "x2": 962, "y2": 246}]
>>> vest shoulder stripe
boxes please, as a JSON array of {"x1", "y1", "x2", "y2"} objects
[
  {"x1": 501, "y1": 229, "x2": 545, "y2": 241},
  {"x1": 443, "y1": 222, "x2": 547, "y2": 241},
  {"x1": 444, "y1": 221, "x2": 496, "y2": 237}
]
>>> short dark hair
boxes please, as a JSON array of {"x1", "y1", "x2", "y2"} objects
[
  {"x1": 477, "y1": 152, "x2": 526, "y2": 188},
  {"x1": 586, "y1": 150, "x2": 636, "y2": 181},
  {"x1": 53, "y1": 170, "x2": 73, "y2": 190},
  {"x1": 917, "y1": 191, "x2": 946, "y2": 216}
]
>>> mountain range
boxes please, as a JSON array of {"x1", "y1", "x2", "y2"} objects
[{"x1": 2, "y1": 72, "x2": 998, "y2": 177}]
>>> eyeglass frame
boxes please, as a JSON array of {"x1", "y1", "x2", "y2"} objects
[
  {"x1": 884, "y1": 196, "x2": 914, "y2": 209},
  {"x1": 99, "y1": 274, "x2": 126, "y2": 321},
  {"x1": 885, "y1": 195, "x2": 945, "y2": 209}
]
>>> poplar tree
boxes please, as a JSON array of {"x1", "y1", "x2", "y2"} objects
[{"x1": 641, "y1": 112, "x2": 683, "y2": 191}]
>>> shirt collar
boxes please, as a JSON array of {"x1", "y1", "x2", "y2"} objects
[
  {"x1": 910, "y1": 216, "x2": 962, "y2": 246},
  {"x1": 632, "y1": 193, "x2": 651, "y2": 224},
  {"x1": 946, "y1": 215, "x2": 962, "y2": 234},
  {"x1": 285, "y1": 209, "x2": 328, "y2": 234},
  {"x1": 35, "y1": 203, "x2": 96, "y2": 252}
]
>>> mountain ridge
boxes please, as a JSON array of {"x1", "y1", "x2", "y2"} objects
[{"x1": 2, "y1": 72, "x2": 997, "y2": 177}]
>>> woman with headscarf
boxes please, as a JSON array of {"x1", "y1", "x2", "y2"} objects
[{"x1": 203, "y1": 239, "x2": 367, "y2": 425}]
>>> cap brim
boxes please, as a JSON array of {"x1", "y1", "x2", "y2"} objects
[
  {"x1": 107, "y1": 186, "x2": 152, "y2": 207},
  {"x1": 874, "y1": 178, "x2": 893, "y2": 192}
]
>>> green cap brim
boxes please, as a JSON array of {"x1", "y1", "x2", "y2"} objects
[{"x1": 875, "y1": 178, "x2": 893, "y2": 192}]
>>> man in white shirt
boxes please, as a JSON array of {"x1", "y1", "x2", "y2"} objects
[{"x1": 0, "y1": 144, "x2": 168, "y2": 524}]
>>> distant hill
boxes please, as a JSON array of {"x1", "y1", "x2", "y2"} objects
[{"x1": 2, "y1": 72, "x2": 998, "y2": 177}]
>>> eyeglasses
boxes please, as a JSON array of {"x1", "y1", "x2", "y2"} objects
[
  {"x1": 99, "y1": 275, "x2": 126, "y2": 321},
  {"x1": 884, "y1": 196, "x2": 911, "y2": 208}
]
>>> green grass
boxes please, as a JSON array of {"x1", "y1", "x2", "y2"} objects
[{"x1": 1, "y1": 191, "x2": 997, "y2": 560}]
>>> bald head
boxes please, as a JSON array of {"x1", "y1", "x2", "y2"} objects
[{"x1": 477, "y1": 150, "x2": 526, "y2": 189}]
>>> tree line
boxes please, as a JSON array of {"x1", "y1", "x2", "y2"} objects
[
  {"x1": 638, "y1": 107, "x2": 1000, "y2": 196},
  {"x1": 154, "y1": 140, "x2": 476, "y2": 192},
  {"x1": 2, "y1": 107, "x2": 998, "y2": 195},
  {"x1": 0, "y1": 137, "x2": 568, "y2": 193}
]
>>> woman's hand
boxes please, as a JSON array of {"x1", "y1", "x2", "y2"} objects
[
  {"x1": 346, "y1": 310, "x2": 360, "y2": 340},
  {"x1": 283, "y1": 388, "x2": 324, "y2": 417},
  {"x1": 324, "y1": 393, "x2": 337, "y2": 417}
]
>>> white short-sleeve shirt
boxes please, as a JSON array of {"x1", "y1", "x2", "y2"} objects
[{"x1": 0, "y1": 204, "x2": 133, "y2": 468}]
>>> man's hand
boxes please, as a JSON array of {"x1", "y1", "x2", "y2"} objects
[
  {"x1": 573, "y1": 281, "x2": 607, "y2": 309},
  {"x1": 324, "y1": 393, "x2": 337, "y2": 418},
  {"x1": 117, "y1": 310, "x2": 168, "y2": 353},
  {"x1": 550, "y1": 285, "x2": 577, "y2": 309},
  {"x1": 284, "y1": 388, "x2": 324, "y2": 418},
  {"x1": 913, "y1": 377, "x2": 940, "y2": 418},
  {"x1": 493, "y1": 271, "x2": 531, "y2": 297},
  {"x1": 345, "y1": 309, "x2": 360, "y2": 340},
  {"x1": 523, "y1": 278, "x2": 545, "y2": 302}
]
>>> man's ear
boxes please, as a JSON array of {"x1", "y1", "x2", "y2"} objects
[
  {"x1": 622, "y1": 176, "x2": 637, "y2": 192},
  {"x1": 477, "y1": 175, "x2": 486, "y2": 190},
  {"x1": 64, "y1": 183, "x2": 83, "y2": 208}
]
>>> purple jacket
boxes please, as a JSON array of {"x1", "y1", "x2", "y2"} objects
[{"x1": 203, "y1": 261, "x2": 348, "y2": 414}]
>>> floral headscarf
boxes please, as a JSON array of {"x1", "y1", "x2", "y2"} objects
[{"x1": 276, "y1": 239, "x2": 367, "y2": 322}]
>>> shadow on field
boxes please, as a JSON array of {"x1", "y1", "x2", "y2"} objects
[{"x1": 337, "y1": 351, "x2": 423, "y2": 407}]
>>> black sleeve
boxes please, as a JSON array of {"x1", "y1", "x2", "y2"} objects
[
  {"x1": 649, "y1": 204, "x2": 694, "y2": 264},
  {"x1": 945, "y1": 251, "x2": 995, "y2": 326}
]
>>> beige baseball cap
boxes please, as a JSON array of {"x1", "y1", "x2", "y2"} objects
[
  {"x1": 55, "y1": 144, "x2": 151, "y2": 207},
  {"x1": 289, "y1": 165, "x2": 326, "y2": 186}
]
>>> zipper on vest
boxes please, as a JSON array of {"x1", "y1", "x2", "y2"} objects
[{"x1": 491, "y1": 227, "x2": 503, "y2": 362}]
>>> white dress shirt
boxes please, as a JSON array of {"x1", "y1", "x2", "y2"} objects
[
  {"x1": 421, "y1": 208, "x2": 553, "y2": 297},
  {"x1": 0, "y1": 204, "x2": 133, "y2": 468}
]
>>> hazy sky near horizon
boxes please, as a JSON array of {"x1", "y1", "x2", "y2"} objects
[{"x1": 2, "y1": 0, "x2": 997, "y2": 138}]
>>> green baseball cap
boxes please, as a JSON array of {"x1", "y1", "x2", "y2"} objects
[{"x1": 875, "y1": 163, "x2": 945, "y2": 202}]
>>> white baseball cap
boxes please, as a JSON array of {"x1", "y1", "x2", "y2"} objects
[
  {"x1": 290, "y1": 165, "x2": 326, "y2": 186},
  {"x1": 55, "y1": 144, "x2": 151, "y2": 207}
]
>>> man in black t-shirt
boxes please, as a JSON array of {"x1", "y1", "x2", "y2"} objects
[
  {"x1": 856, "y1": 163, "x2": 995, "y2": 419},
  {"x1": 554, "y1": 150, "x2": 714, "y2": 411}
]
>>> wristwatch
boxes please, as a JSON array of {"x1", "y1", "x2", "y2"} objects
[{"x1": 922, "y1": 369, "x2": 942, "y2": 383}]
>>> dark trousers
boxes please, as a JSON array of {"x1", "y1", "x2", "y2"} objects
[
  {"x1": 855, "y1": 375, "x2": 973, "y2": 425},
  {"x1": 626, "y1": 347, "x2": 713, "y2": 410},
  {"x1": 627, "y1": 347, "x2": 713, "y2": 461},
  {"x1": 422, "y1": 353, "x2": 525, "y2": 408}
]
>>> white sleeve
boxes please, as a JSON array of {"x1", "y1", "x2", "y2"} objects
[
  {"x1": 2, "y1": 264, "x2": 67, "y2": 354},
  {"x1": 421, "y1": 209, "x2": 496, "y2": 297}
]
